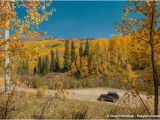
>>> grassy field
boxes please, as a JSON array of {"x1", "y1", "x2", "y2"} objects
[
  {"x1": 0, "y1": 89, "x2": 153, "y2": 119},
  {"x1": 0, "y1": 94, "x2": 114, "y2": 119}
]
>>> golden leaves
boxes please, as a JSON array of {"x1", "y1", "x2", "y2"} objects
[
  {"x1": 0, "y1": 1, "x2": 54, "y2": 65},
  {"x1": 9, "y1": 40, "x2": 24, "y2": 53},
  {"x1": 148, "y1": 1, "x2": 158, "y2": 7},
  {"x1": 146, "y1": 2, "x2": 151, "y2": 8},
  {"x1": 0, "y1": 1, "x2": 53, "y2": 35},
  {"x1": 126, "y1": 64, "x2": 137, "y2": 79},
  {"x1": 4, "y1": 24, "x2": 10, "y2": 30}
]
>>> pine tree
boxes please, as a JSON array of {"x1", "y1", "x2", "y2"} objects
[
  {"x1": 63, "y1": 40, "x2": 70, "y2": 71},
  {"x1": 79, "y1": 43, "x2": 84, "y2": 67},
  {"x1": 34, "y1": 67, "x2": 37, "y2": 75},
  {"x1": 25, "y1": 61, "x2": 29, "y2": 74},
  {"x1": 84, "y1": 40, "x2": 90, "y2": 73},
  {"x1": 41, "y1": 57, "x2": 45, "y2": 75},
  {"x1": 88, "y1": 54, "x2": 92, "y2": 74},
  {"x1": 71, "y1": 40, "x2": 76, "y2": 66},
  {"x1": 50, "y1": 49, "x2": 55, "y2": 72},
  {"x1": 22, "y1": 61, "x2": 26, "y2": 73},
  {"x1": 18, "y1": 61, "x2": 29, "y2": 75},
  {"x1": 84, "y1": 40, "x2": 90, "y2": 57},
  {"x1": 37, "y1": 56, "x2": 42, "y2": 74},
  {"x1": 55, "y1": 49, "x2": 60, "y2": 72},
  {"x1": 44, "y1": 55, "x2": 49, "y2": 74}
]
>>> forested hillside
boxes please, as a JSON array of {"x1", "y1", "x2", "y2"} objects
[{"x1": 11, "y1": 35, "x2": 158, "y2": 95}]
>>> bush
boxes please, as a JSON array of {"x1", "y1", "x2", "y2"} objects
[
  {"x1": 48, "y1": 81, "x2": 55, "y2": 90},
  {"x1": 59, "y1": 101, "x2": 89, "y2": 119},
  {"x1": 32, "y1": 76, "x2": 45, "y2": 89},
  {"x1": 54, "y1": 81, "x2": 69, "y2": 100},
  {"x1": 71, "y1": 107, "x2": 88, "y2": 119},
  {"x1": 18, "y1": 91, "x2": 36, "y2": 98},
  {"x1": 36, "y1": 86, "x2": 48, "y2": 97},
  {"x1": 63, "y1": 80, "x2": 70, "y2": 89},
  {"x1": 19, "y1": 75, "x2": 46, "y2": 89},
  {"x1": 0, "y1": 91, "x2": 24, "y2": 119},
  {"x1": 77, "y1": 81, "x2": 82, "y2": 88},
  {"x1": 85, "y1": 79, "x2": 93, "y2": 88}
]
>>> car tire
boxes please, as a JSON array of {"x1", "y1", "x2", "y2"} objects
[
  {"x1": 100, "y1": 98, "x2": 105, "y2": 101},
  {"x1": 112, "y1": 99, "x2": 117, "y2": 103}
]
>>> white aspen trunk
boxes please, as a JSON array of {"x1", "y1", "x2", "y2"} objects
[{"x1": 4, "y1": 21, "x2": 10, "y2": 92}]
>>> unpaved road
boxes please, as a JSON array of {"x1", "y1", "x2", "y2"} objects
[
  {"x1": 66, "y1": 88, "x2": 129, "y2": 102},
  {"x1": 0, "y1": 87, "x2": 155, "y2": 104},
  {"x1": 46, "y1": 87, "x2": 150, "y2": 103}
]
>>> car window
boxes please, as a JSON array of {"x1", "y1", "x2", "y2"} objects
[
  {"x1": 108, "y1": 93, "x2": 117, "y2": 96},
  {"x1": 101, "y1": 94, "x2": 107, "y2": 97}
]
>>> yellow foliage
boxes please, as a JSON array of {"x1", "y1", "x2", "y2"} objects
[
  {"x1": 54, "y1": 80, "x2": 69, "y2": 100},
  {"x1": 36, "y1": 86, "x2": 48, "y2": 97}
]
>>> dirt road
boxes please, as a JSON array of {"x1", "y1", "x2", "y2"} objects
[
  {"x1": 46, "y1": 87, "x2": 150, "y2": 104},
  {"x1": 66, "y1": 88, "x2": 126, "y2": 102},
  {"x1": 0, "y1": 86, "x2": 154, "y2": 105}
]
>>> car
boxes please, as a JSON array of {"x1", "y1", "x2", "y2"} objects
[{"x1": 97, "y1": 91, "x2": 119, "y2": 102}]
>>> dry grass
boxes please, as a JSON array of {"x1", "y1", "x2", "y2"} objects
[
  {"x1": 0, "y1": 77, "x2": 4, "y2": 87},
  {"x1": 0, "y1": 93, "x2": 113, "y2": 119},
  {"x1": 0, "y1": 89, "x2": 156, "y2": 119}
]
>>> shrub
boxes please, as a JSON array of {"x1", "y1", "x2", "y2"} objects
[
  {"x1": 68, "y1": 79, "x2": 77, "y2": 88},
  {"x1": 63, "y1": 80, "x2": 70, "y2": 89},
  {"x1": 85, "y1": 79, "x2": 93, "y2": 88},
  {"x1": 20, "y1": 75, "x2": 45, "y2": 89},
  {"x1": 48, "y1": 81, "x2": 55, "y2": 90},
  {"x1": 54, "y1": 81, "x2": 69, "y2": 100},
  {"x1": 59, "y1": 101, "x2": 89, "y2": 119},
  {"x1": 18, "y1": 91, "x2": 36, "y2": 98},
  {"x1": 32, "y1": 76, "x2": 45, "y2": 89},
  {"x1": 0, "y1": 91, "x2": 24, "y2": 119},
  {"x1": 71, "y1": 106, "x2": 89, "y2": 119},
  {"x1": 77, "y1": 81, "x2": 82, "y2": 88},
  {"x1": 36, "y1": 86, "x2": 48, "y2": 97}
]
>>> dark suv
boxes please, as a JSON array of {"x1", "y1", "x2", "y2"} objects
[{"x1": 97, "y1": 91, "x2": 119, "y2": 102}]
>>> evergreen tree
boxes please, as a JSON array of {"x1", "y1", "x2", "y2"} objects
[
  {"x1": 41, "y1": 57, "x2": 45, "y2": 75},
  {"x1": 88, "y1": 54, "x2": 92, "y2": 74},
  {"x1": 34, "y1": 67, "x2": 37, "y2": 75},
  {"x1": 37, "y1": 56, "x2": 42, "y2": 74},
  {"x1": 84, "y1": 40, "x2": 90, "y2": 72},
  {"x1": 71, "y1": 40, "x2": 76, "y2": 65},
  {"x1": 17, "y1": 61, "x2": 29, "y2": 75},
  {"x1": 79, "y1": 43, "x2": 84, "y2": 67},
  {"x1": 22, "y1": 61, "x2": 25, "y2": 70},
  {"x1": 55, "y1": 49, "x2": 60, "y2": 72},
  {"x1": 75, "y1": 55, "x2": 78, "y2": 67},
  {"x1": 84, "y1": 40, "x2": 89, "y2": 57},
  {"x1": 50, "y1": 49, "x2": 55, "y2": 72},
  {"x1": 63, "y1": 40, "x2": 70, "y2": 71},
  {"x1": 37, "y1": 55, "x2": 52, "y2": 75},
  {"x1": 44, "y1": 55, "x2": 49, "y2": 74},
  {"x1": 25, "y1": 61, "x2": 29, "y2": 74}
]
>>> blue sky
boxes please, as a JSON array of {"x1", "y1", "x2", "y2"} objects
[{"x1": 37, "y1": 1, "x2": 128, "y2": 39}]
